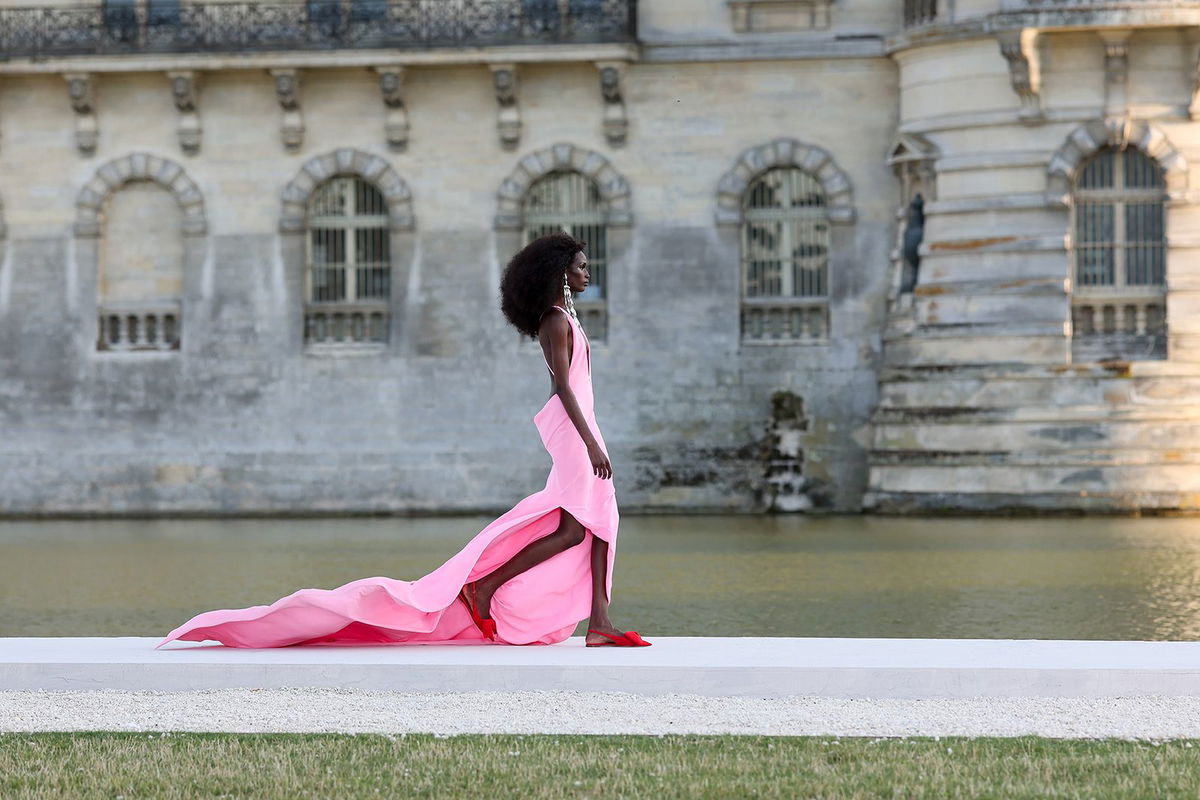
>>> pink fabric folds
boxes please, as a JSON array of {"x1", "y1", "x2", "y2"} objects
[{"x1": 156, "y1": 307, "x2": 616, "y2": 648}]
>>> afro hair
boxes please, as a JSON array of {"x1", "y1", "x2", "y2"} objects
[{"x1": 499, "y1": 233, "x2": 586, "y2": 339}]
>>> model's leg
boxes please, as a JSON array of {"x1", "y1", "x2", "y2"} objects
[
  {"x1": 468, "y1": 508, "x2": 586, "y2": 619},
  {"x1": 583, "y1": 535, "x2": 626, "y2": 645}
]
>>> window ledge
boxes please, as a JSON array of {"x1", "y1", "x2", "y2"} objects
[
  {"x1": 741, "y1": 338, "x2": 830, "y2": 346},
  {"x1": 303, "y1": 342, "x2": 388, "y2": 357}
]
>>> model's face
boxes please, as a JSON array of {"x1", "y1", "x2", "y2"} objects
[{"x1": 565, "y1": 251, "x2": 590, "y2": 294}]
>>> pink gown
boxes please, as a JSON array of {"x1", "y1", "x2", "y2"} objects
[{"x1": 155, "y1": 306, "x2": 616, "y2": 648}]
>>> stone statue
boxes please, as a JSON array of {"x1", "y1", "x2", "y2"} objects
[{"x1": 901, "y1": 192, "x2": 924, "y2": 294}]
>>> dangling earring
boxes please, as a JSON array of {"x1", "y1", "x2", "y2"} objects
[{"x1": 563, "y1": 271, "x2": 578, "y2": 321}]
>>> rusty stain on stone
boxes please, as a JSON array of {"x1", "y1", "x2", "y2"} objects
[
  {"x1": 995, "y1": 278, "x2": 1039, "y2": 289},
  {"x1": 1101, "y1": 361, "x2": 1132, "y2": 378},
  {"x1": 928, "y1": 236, "x2": 1017, "y2": 251}
]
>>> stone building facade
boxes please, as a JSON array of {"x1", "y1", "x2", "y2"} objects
[{"x1": 0, "y1": 0, "x2": 1194, "y2": 516}]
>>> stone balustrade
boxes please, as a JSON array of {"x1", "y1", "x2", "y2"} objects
[
  {"x1": 304, "y1": 303, "x2": 388, "y2": 346},
  {"x1": 97, "y1": 304, "x2": 181, "y2": 352},
  {"x1": 740, "y1": 300, "x2": 828, "y2": 343},
  {"x1": 1071, "y1": 294, "x2": 1167, "y2": 362}
]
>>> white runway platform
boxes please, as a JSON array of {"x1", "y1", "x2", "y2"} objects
[{"x1": 3, "y1": 636, "x2": 1200, "y2": 699}]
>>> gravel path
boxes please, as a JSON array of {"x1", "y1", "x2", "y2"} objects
[{"x1": 3, "y1": 689, "x2": 1200, "y2": 739}]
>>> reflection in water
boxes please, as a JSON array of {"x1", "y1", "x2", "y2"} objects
[{"x1": 1, "y1": 515, "x2": 1199, "y2": 640}]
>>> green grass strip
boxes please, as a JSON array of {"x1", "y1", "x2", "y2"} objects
[{"x1": 2, "y1": 732, "x2": 1199, "y2": 799}]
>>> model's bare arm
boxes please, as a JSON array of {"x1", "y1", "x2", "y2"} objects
[{"x1": 540, "y1": 313, "x2": 612, "y2": 480}]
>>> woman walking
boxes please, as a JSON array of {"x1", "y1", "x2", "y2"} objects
[{"x1": 156, "y1": 234, "x2": 649, "y2": 649}]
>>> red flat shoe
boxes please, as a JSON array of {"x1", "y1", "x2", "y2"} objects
[
  {"x1": 458, "y1": 583, "x2": 497, "y2": 641},
  {"x1": 585, "y1": 628, "x2": 652, "y2": 647}
]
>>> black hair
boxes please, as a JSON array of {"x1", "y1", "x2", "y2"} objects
[{"x1": 499, "y1": 233, "x2": 586, "y2": 339}]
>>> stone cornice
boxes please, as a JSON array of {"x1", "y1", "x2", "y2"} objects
[
  {"x1": 889, "y1": 5, "x2": 1200, "y2": 55},
  {"x1": 642, "y1": 37, "x2": 885, "y2": 62},
  {"x1": 990, "y1": 4, "x2": 1200, "y2": 33},
  {"x1": 0, "y1": 43, "x2": 640, "y2": 75}
]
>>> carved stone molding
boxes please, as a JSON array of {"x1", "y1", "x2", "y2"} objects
[
  {"x1": 373, "y1": 66, "x2": 409, "y2": 152},
  {"x1": 729, "y1": 0, "x2": 832, "y2": 32},
  {"x1": 1189, "y1": 28, "x2": 1200, "y2": 121},
  {"x1": 269, "y1": 68, "x2": 304, "y2": 151},
  {"x1": 167, "y1": 70, "x2": 201, "y2": 156},
  {"x1": 887, "y1": 132, "x2": 939, "y2": 208},
  {"x1": 489, "y1": 63, "x2": 521, "y2": 151},
  {"x1": 996, "y1": 29, "x2": 1042, "y2": 124},
  {"x1": 715, "y1": 137, "x2": 856, "y2": 226},
  {"x1": 1046, "y1": 118, "x2": 1189, "y2": 207},
  {"x1": 494, "y1": 143, "x2": 632, "y2": 230},
  {"x1": 596, "y1": 61, "x2": 628, "y2": 148},
  {"x1": 75, "y1": 152, "x2": 207, "y2": 238},
  {"x1": 1098, "y1": 29, "x2": 1131, "y2": 120},
  {"x1": 63, "y1": 72, "x2": 98, "y2": 155},
  {"x1": 280, "y1": 148, "x2": 415, "y2": 233}
]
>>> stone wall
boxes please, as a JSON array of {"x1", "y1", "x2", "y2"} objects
[
  {"x1": 868, "y1": 15, "x2": 1200, "y2": 512},
  {"x1": 0, "y1": 10, "x2": 899, "y2": 515}
]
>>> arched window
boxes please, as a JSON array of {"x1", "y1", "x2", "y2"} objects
[
  {"x1": 741, "y1": 167, "x2": 830, "y2": 342},
  {"x1": 1070, "y1": 146, "x2": 1167, "y2": 361},
  {"x1": 97, "y1": 181, "x2": 183, "y2": 351},
  {"x1": 305, "y1": 175, "x2": 390, "y2": 346},
  {"x1": 523, "y1": 171, "x2": 608, "y2": 341}
]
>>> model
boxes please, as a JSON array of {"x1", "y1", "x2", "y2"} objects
[{"x1": 156, "y1": 233, "x2": 650, "y2": 649}]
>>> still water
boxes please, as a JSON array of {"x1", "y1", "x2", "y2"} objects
[{"x1": 2, "y1": 515, "x2": 1199, "y2": 641}]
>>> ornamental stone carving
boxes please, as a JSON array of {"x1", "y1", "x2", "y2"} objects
[
  {"x1": 1046, "y1": 118, "x2": 1189, "y2": 207},
  {"x1": 74, "y1": 153, "x2": 207, "y2": 238},
  {"x1": 596, "y1": 61, "x2": 628, "y2": 148},
  {"x1": 1099, "y1": 29, "x2": 1131, "y2": 120},
  {"x1": 1189, "y1": 28, "x2": 1200, "y2": 120},
  {"x1": 490, "y1": 64, "x2": 521, "y2": 150},
  {"x1": 167, "y1": 71, "x2": 201, "y2": 155},
  {"x1": 997, "y1": 29, "x2": 1042, "y2": 124},
  {"x1": 270, "y1": 68, "x2": 304, "y2": 151},
  {"x1": 373, "y1": 66, "x2": 409, "y2": 152},
  {"x1": 279, "y1": 148, "x2": 415, "y2": 233},
  {"x1": 63, "y1": 72, "x2": 98, "y2": 155},
  {"x1": 494, "y1": 143, "x2": 632, "y2": 230},
  {"x1": 715, "y1": 137, "x2": 856, "y2": 225}
]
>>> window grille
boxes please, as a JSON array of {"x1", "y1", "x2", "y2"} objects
[
  {"x1": 741, "y1": 167, "x2": 830, "y2": 342},
  {"x1": 1070, "y1": 147, "x2": 1166, "y2": 362},
  {"x1": 305, "y1": 175, "x2": 390, "y2": 347},
  {"x1": 523, "y1": 171, "x2": 608, "y2": 341},
  {"x1": 903, "y1": 0, "x2": 937, "y2": 28}
]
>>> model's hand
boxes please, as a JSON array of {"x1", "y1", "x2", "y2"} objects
[{"x1": 587, "y1": 441, "x2": 613, "y2": 480}]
